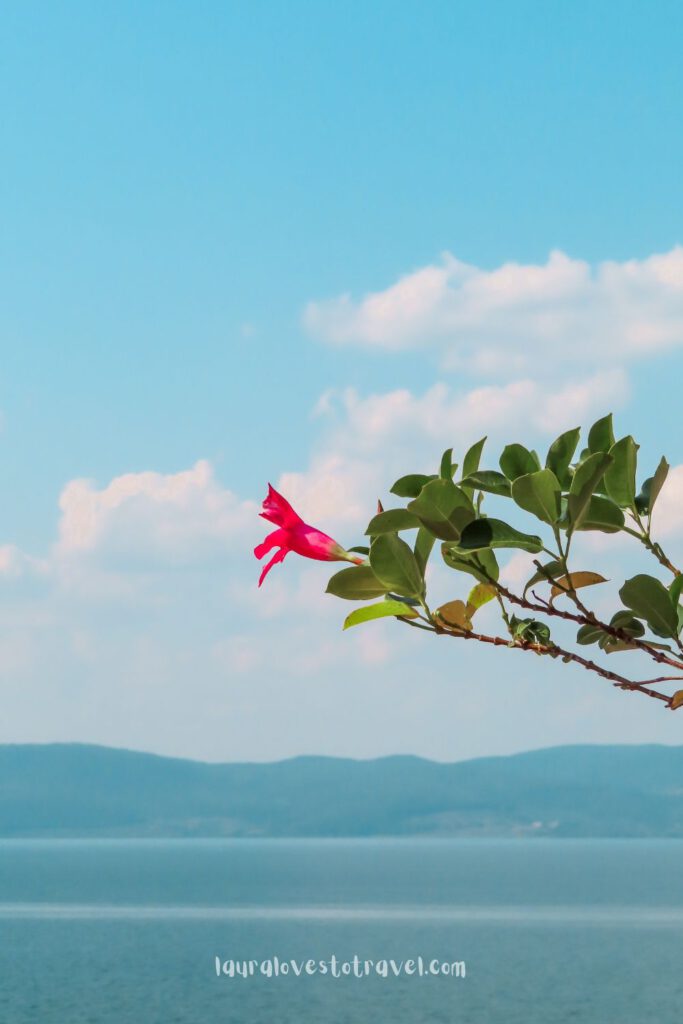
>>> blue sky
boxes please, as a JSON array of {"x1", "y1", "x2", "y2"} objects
[{"x1": 1, "y1": 2, "x2": 683, "y2": 761}]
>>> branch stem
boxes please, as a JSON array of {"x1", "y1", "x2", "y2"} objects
[
  {"x1": 429, "y1": 622, "x2": 674, "y2": 705},
  {"x1": 492, "y1": 575, "x2": 683, "y2": 672}
]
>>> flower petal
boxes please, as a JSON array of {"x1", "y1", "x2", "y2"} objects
[
  {"x1": 259, "y1": 484, "x2": 304, "y2": 528},
  {"x1": 258, "y1": 546, "x2": 288, "y2": 587},
  {"x1": 254, "y1": 527, "x2": 288, "y2": 560}
]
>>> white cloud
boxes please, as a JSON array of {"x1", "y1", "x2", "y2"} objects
[
  {"x1": 276, "y1": 451, "x2": 378, "y2": 531},
  {"x1": 265, "y1": 370, "x2": 628, "y2": 544},
  {"x1": 651, "y1": 464, "x2": 683, "y2": 539},
  {"x1": 0, "y1": 544, "x2": 47, "y2": 579},
  {"x1": 327, "y1": 371, "x2": 628, "y2": 447},
  {"x1": 56, "y1": 460, "x2": 255, "y2": 567},
  {"x1": 500, "y1": 551, "x2": 539, "y2": 590},
  {"x1": 304, "y1": 247, "x2": 683, "y2": 372}
]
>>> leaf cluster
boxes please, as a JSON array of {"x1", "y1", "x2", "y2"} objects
[{"x1": 325, "y1": 415, "x2": 683, "y2": 709}]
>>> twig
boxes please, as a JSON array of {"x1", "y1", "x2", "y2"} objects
[
  {"x1": 427, "y1": 621, "x2": 674, "y2": 706},
  {"x1": 397, "y1": 616, "x2": 437, "y2": 633},
  {"x1": 491, "y1": 577, "x2": 683, "y2": 672}
]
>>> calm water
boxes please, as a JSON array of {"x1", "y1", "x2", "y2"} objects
[{"x1": 1, "y1": 839, "x2": 682, "y2": 1023}]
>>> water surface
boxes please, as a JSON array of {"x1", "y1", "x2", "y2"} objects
[{"x1": 1, "y1": 839, "x2": 682, "y2": 1023}]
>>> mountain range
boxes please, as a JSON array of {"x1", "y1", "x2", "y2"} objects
[{"x1": 2, "y1": 742, "x2": 683, "y2": 838}]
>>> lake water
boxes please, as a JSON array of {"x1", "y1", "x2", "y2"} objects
[{"x1": 1, "y1": 838, "x2": 682, "y2": 1022}]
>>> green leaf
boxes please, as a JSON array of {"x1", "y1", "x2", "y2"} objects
[
  {"x1": 598, "y1": 613, "x2": 646, "y2": 653},
  {"x1": 634, "y1": 482, "x2": 651, "y2": 516},
  {"x1": 442, "y1": 544, "x2": 500, "y2": 583},
  {"x1": 574, "y1": 495, "x2": 625, "y2": 533},
  {"x1": 604, "y1": 436, "x2": 638, "y2": 509},
  {"x1": 635, "y1": 457, "x2": 670, "y2": 517},
  {"x1": 462, "y1": 437, "x2": 487, "y2": 479},
  {"x1": 609, "y1": 610, "x2": 645, "y2": 637},
  {"x1": 523, "y1": 560, "x2": 564, "y2": 597},
  {"x1": 566, "y1": 452, "x2": 614, "y2": 530},
  {"x1": 407, "y1": 478, "x2": 475, "y2": 541},
  {"x1": 650, "y1": 456, "x2": 670, "y2": 512},
  {"x1": 369, "y1": 534, "x2": 424, "y2": 598},
  {"x1": 670, "y1": 574, "x2": 683, "y2": 609},
  {"x1": 588, "y1": 414, "x2": 615, "y2": 454},
  {"x1": 390, "y1": 473, "x2": 436, "y2": 498},
  {"x1": 436, "y1": 599, "x2": 472, "y2": 630},
  {"x1": 571, "y1": 452, "x2": 612, "y2": 496},
  {"x1": 459, "y1": 471, "x2": 512, "y2": 497},
  {"x1": 619, "y1": 574, "x2": 679, "y2": 638},
  {"x1": 545, "y1": 427, "x2": 581, "y2": 488},
  {"x1": 577, "y1": 623, "x2": 604, "y2": 645},
  {"x1": 386, "y1": 592, "x2": 420, "y2": 607},
  {"x1": 365, "y1": 509, "x2": 420, "y2": 536},
  {"x1": 457, "y1": 518, "x2": 543, "y2": 553},
  {"x1": 414, "y1": 526, "x2": 435, "y2": 576},
  {"x1": 326, "y1": 565, "x2": 389, "y2": 601},
  {"x1": 600, "y1": 637, "x2": 640, "y2": 654},
  {"x1": 511, "y1": 616, "x2": 551, "y2": 645},
  {"x1": 440, "y1": 448, "x2": 455, "y2": 480},
  {"x1": 347, "y1": 545, "x2": 369, "y2": 556},
  {"x1": 500, "y1": 444, "x2": 541, "y2": 481},
  {"x1": 343, "y1": 599, "x2": 418, "y2": 630},
  {"x1": 467, "y1": 582, "x2": 497, "y2": 611},
  {"x1": 511, "y1": 469, "x2": 561, "y2": 524},
  {"x1": 550, "y1": 571, "x2": 608, "y2": 599}
]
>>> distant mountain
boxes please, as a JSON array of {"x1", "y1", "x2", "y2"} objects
[{"x1": 1, "y1": 743, "x2": 683, "y2": 838}]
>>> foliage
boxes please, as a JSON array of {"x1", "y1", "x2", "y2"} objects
[{"x1": 325, "y1": 414, "x2": 683, "y2": 710}]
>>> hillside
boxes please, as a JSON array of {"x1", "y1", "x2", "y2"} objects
[{"x1": 1, "y1": 743, "x2": 683, "y2": 838}]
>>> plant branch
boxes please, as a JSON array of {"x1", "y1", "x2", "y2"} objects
[
  {"x1": 490, "y1": 574, "x2": 683, "y2": 672},
  {"x1": 624, "y1": 517, "x2": 681, "y2": 578},
  {"x1": 397, "y1": 615, "x2": 438, "y2": 633},
  {"x1": 426, "y1": 621, "x2": 674, "y2": 706}
]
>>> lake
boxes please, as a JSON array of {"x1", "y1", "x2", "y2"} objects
[{"x1": 1, "y1": 838, "x2": 682, "y2": 1022}]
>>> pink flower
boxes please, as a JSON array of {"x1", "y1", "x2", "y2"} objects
[{"x1": 254, "y1": 484, "x2": 362, "y2": 586}]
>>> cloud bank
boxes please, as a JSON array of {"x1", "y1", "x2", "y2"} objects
[
  {"x1": 304, "y1": 247, "x2": 683, "y2": 373},
  {"x1": 56, "y1": 460, "x2": 255, "y2": 569}
]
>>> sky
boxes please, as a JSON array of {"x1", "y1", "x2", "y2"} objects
[{"x1": 1, "y1": 0, "x2": 683, "y2": 762}]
